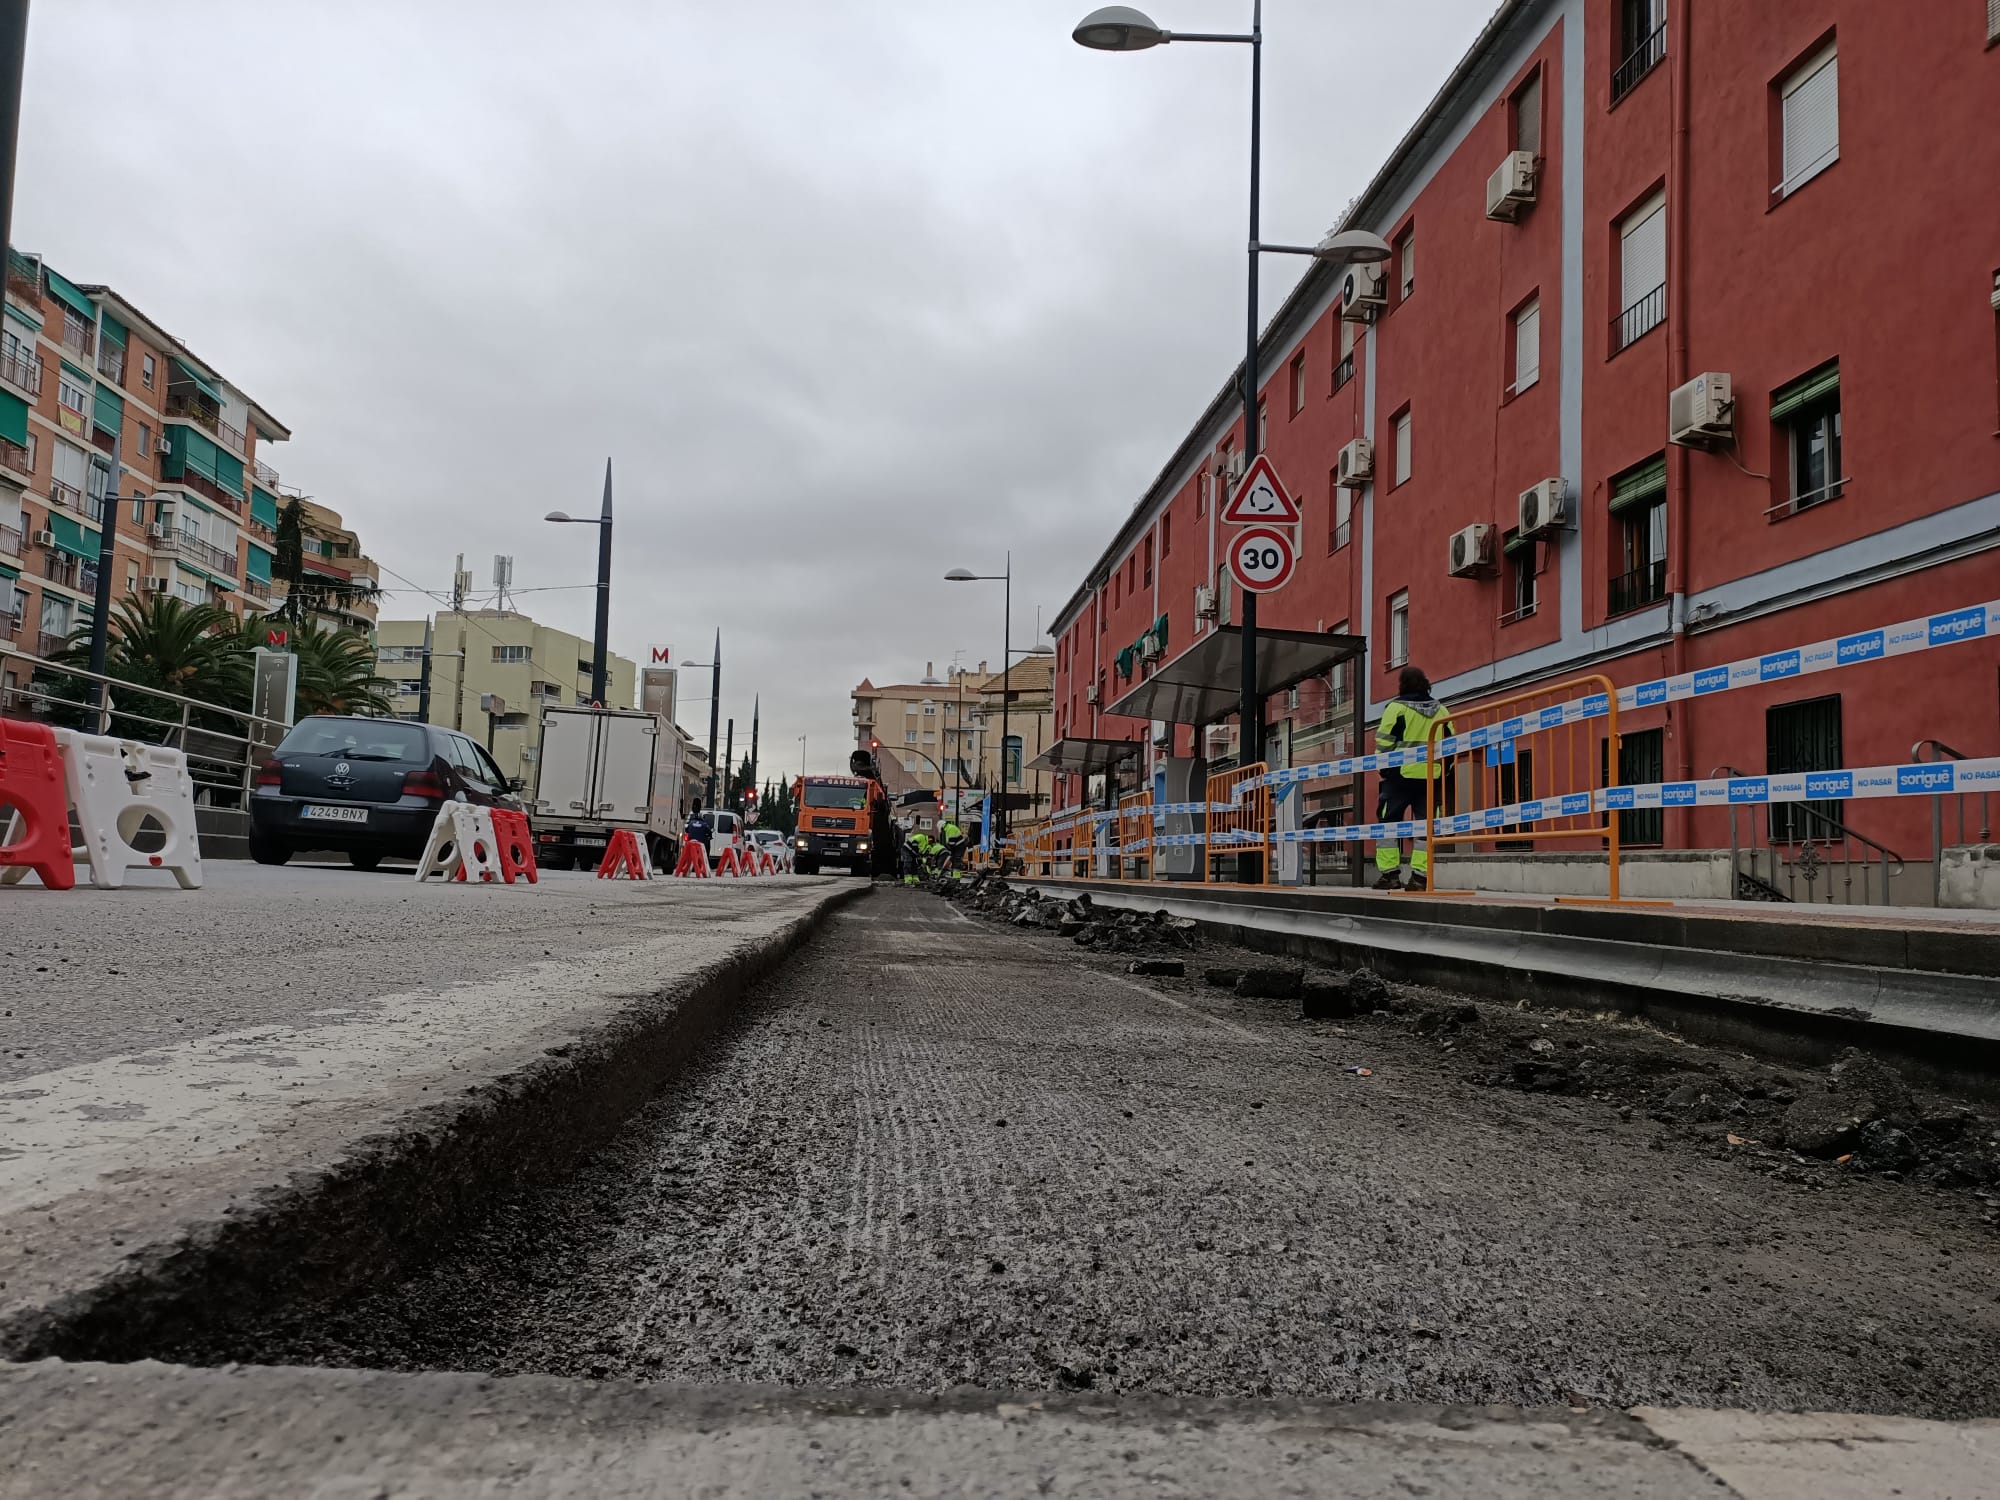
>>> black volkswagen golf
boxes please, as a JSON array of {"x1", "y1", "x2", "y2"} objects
[{"x1": 249, "y1": 715, "x2": 527, "y2": 869}]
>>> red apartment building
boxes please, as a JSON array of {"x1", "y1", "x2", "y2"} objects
[{"x1": 1049, "y1": 0, "x2": 2000, "y2": 883}]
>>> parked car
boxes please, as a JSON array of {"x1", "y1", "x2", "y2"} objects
[
  {"x1": 249, "y1": 715, "x2": 526, "y2": 870},
  {"x1": 747, "y1": 827, "x2": 788, "y2": 861}
]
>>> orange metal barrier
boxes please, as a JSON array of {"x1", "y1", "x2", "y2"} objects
[
  {"x1": 1204, "y1": 762, "x2": 1269, "y2": 884},
  {"x1": 1424, "y1": 674, "x2": 1632, "y2": 903},
  {"x1": 1117, "y1": 790, "x2": 1151, "y2": 879}
]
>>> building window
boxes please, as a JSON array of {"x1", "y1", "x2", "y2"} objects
[
  {"x1": 1614, "y1": 189, "x2": 1667, "y2": 351},
  {"x1": 905, "y1": 729, "x2": 917, "y2": 744},
  {"x1": 1502, "y1": 532, "x2": 1538, "y2": 622},
  {"x1": 60, "y1": 306, "x2": 92, "y2": 356},
  {"x1": 1196, "y1": 472, "x2": 1208, "y2": 518},
  {"x1": 922, "y1": 701, "x2": 936, "y2": 716},
  {"x1": 1334, "y1": 316, "x2": 1355, "y2": 390},
  {"x1": 1512, "y1": 68, "x2": 1542, "y2": 155},
  {"x1": 1608, "y1": 728, "x2": 1665, "y2": 845},
  {"x1": 57, "y1": 367, "x2": 89, "y2": 421},
  {"x1": 1776, "y1": 40, "x2": 1838, "y2": 200},
  {"x1": 1608, "y1": 454, "x2": 1668, "y2": 615},
  {"x1": 1004, "y1": 735, "x2": 1023, "y2": 785},
  {"x1": 1771, "y1": 362, "x2": 1843, "y2": 516},
  {"x1": 491, "y1": 644, "x2": 528, "y2": 663},
  {"x1": 1329, "y1": 472, "x2": 1351, "y2": 551},
  {"x1": 1113, "y1": 570, "x2": 1121, "y2": 607},
  {"x1": 1142, "y1": 534, "x2": 1153, "y2": 587},
  {"x1": 141, "y1": 352, "x2": 155, "y2": 388},
  {"x1": 1613, "y1": 0, "x2": 1667, "y2": 102},
  {"x1": 1990, "y1": 0, "x2": 1999, "y2": 44},
  {"x1": 1387, "y1": 590, "x2": 1410, "y2": 668},
  {"x1": 1257, "y1": 399, "x2": 1268, "y2": 450},
  {"x1": 136, "y1": 422, "x2": 150, "y2": 457},
  {"x1": 1395, "y1": 227, "x2": 1415, "y2": 301},
  {"x1": 1767, "y1": 695, "x2": 1842, "y2": 842},
  {"x1": 1290, "y1": 352, "x2": 1307, "y2": 414},
  {"x1": 1391, "y1": 407, "x2": 1412, "y2": 487},
  {"x1": 1161, "y1": 508, "x2": 1172, "y2": 557},
  {"x1": 1509, "y1": 295, "x2": 1541, "y2": 396}
]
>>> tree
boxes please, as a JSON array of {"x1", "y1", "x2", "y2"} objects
[
  {"x1": 54, "y1": 594, "x2": 251, "y2": 739},
  {"x1": 265, "y1": 617, "x2": 395, "y2": 717},
  {"x1": 274, "y1": 498, "x2": 305, "y2": 624}
]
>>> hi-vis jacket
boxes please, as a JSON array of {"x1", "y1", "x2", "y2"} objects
[{"x1": 1376, "y1": 696, "x2": 1453, "y2": 779}]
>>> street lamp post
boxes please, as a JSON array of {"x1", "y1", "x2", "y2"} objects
[
  {"x1": 543, "y1": 457, "x2": 614, "y2": 706},
  {"x1": 1074, "y1": 4, "x2": 1391, "y2": 879},
  {"x1": 945, "y1": 554, "x2": 1018, "y2": 839}
]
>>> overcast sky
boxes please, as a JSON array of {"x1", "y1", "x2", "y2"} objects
[{"x1": 20, "y1": 0, "x2": 1493, "y2": 778}]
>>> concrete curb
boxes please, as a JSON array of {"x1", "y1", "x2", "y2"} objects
[
  {"x1": 1058, "y1": 883, "x2": 2000, "y2": 1099},
  {"x1": 0, "y1": 882, "x2": 869, "y2": 1363}
]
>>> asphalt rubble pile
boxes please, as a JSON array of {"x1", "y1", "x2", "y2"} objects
[
  {"x1": 941, "y1": 873, "x2": 1206, "y2": 957},
  {"x1": 943, "y1": 878, "x2": 2000, "y2": 1223}
]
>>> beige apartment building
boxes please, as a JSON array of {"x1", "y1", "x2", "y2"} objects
[
  {"x1": 267, "y1": 497, "x2": 380, "y2": 636},
  {"x1": 852, "y1": 655, "x2": 1053, "y2": 827},
  {"x1": 374, "y1": 610, "x2": 636, "y2": 787}
]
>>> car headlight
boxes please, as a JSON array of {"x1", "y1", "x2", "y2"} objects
[
  {"x1": 795, "y1": 839, "x2": 807, "y2": 848},
  {"x1": 857, "y1": 842, "x2": 869, "y2": 852}
]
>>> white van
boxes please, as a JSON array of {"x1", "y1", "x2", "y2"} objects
[{"x1": 702, "y1": 809, "x2": 745, "y2": 853}]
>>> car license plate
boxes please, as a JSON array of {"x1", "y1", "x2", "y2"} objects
[
  {"x1": 303, "y1": 805, "x2": 369, "y2": 824},
  {"x1": 576, "y1": 836, "x2": 606, "y2": 847}
]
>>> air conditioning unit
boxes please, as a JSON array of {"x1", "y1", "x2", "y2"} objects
[
  {"x1": 1669, "y1": 372, "x2": 1734, "y2": 448},
  {"x1": 146, "y1": 576, "x2": 168, "y2": 593},
  {"x1": 1221, "y1": 450, "x2": 1246, "y2": 483},
  {"x1": 31, "y1": 528, "x2": 54, "y2": 548},
  {"x1": 1084, "y1": 683, "x2": 1100, "y2": 705},
  {"x1": 1485, "y1": 150, "x2": 1537, "y2": 221},
  {"x1": 156, "y1": 435, "x2": 171, "y2": 455},
  {"x1": 1518, "y1": 478, "x2": 1568, "y2": 537},
  {"x1": 1151, "y1": 718, "x2": 1171, "y2": 746},
  {"x1": 1335, "y1": 437, "x2": 1374, "y2": 488},
  {"x1": 1193, "y1": 582, "x2": 1218, "y2": 620},
  {"x1": 1140, "y1": 630, "x2": 1164, "y2": 662},
  {"x1": 1447, "y1": 522, "x2": 1497, "y2": 577},
  {"x1": 147, "y1": 521, "x2": 165, "y2": 540},
  {"x1": 1340, "y1": 263, "x2": 1386, "y2": 319}
]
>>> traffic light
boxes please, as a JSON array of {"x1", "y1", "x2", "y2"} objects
[{"x1": 870, "y1": 738, "x2": 881, "y2": 751}]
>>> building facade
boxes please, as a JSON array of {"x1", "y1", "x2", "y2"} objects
[
  {"x1": 375, "y1": 611, "x2": 637, "y2": 788},
  {"x1": 1050, "y1": 0, "x2": 2000, "y2": 875},
  {"x1": 0, "y1": 253, "x2": 298, "y2": 677},
  {"x1": 852, "y1": 663, "x2": 982, "y2": 793},
  {"x1": 267, "y1": 497, "x2": 380, "y2": 636}
]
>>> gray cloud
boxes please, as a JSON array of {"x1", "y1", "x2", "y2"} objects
[{"x1": 20, "y1": 0, "x2": 1493, "y2": 772}]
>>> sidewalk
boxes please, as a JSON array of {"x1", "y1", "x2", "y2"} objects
[
  {"x1": 2, "y1": 1361, "x2": 1993, "y2": 1499},
  {"x1": 0, "y1": 864, "x2": 855, "y2": 1358}
]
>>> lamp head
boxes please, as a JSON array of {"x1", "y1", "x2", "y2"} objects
[
  {"x1": 943, "y1": 568, "x2": 979, "y2": 582},
  {"x1": 1072, "y1": 5, "x2": 1167, "y2": 50},
  {"x1": 544, "y1": 510, "x2": 573, "y2": 523},
  {"x1": 1315, "y1": 228, "x2": 1394, "y2": 263}
]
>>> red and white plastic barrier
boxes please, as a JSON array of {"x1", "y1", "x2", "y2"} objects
[
  {"x1": 673, "y1": 838, "x2": 712, "y2": 877},
  {"x1": 490, "y1": 808, "x2": 539, "y2": 884},
  {"x1": 415, "y1": 804, "x2": 505, "y2": 883},
  {"x1": 0, "y1": 722, "x2": 203, "y2": 890},
  {"x1": 595, "y1": 828, "x2": 651, "y2": 880}
]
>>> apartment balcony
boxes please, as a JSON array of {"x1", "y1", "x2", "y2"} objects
[
  {"x1": 37, "y1": 629, "x2": 68, "y2": 658},
  {"x1": 42, "y1": 551, "x2": 97, "y2": 595},
  {"x1": 157, "y1": 529, "x2": 240, "y2": 578},
  {"x1": 59, "y1": 319, "x2": 93, "y2": 360},
  {"x1": 164, "y1": 391, "x2": 247, "y2": 455},
  {"x1": 0, "y1": 438, "x2": 30, "y2": 482},
  {"x1": 172, "y1": 470, "x2": 244, "y2": 514},
  {"x1": 1607, "y1": 559, "x2": 1669, "y2": 617},
  {"x1": 0, "y1": 611, "x2": 18, "y2": 643},
  {"x1": 0, "y1": 522, "x2": 19, "y2": 560},
  {"x1": 48, "y1": 479, "x2": 83, "y2": 514},
  {"x1": 0, "y1": 345, "x2": 41, "y2": 401},
  {"x1": 253, "y1": 459, "x2": 280, "y2": 489},
  {"x1": 247, "y1": 514, "x2": 274, "y2": 541},
  {"x1": 5, "y1": 250, "x2": 37, "y2": 303},
  {"x1": 95, "y1": 341, "x2": 124, "y2": 385}
]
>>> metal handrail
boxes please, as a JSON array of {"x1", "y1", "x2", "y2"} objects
[
  {"x1": 1715, "y1": 763, "x2": 1906, "y2": 906},
  {"x1": 0, "y1": 642, "x2": 290, "y2": 809},
  {"x1": 1912, "y1": 738, "x2": 1991, "y2": 904}
]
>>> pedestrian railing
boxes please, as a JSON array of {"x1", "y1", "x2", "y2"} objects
[{"x1": 1912, "y1": 737, "x2": 1992, "y2": 906}]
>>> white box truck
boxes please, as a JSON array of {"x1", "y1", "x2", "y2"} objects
[{"x1": 531, "y1": 705, "x2": 687, "y2": 870}]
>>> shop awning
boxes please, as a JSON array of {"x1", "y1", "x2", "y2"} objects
[
  {"x1": 1104, "y1": 626, "x2": 1367, "y2": 727},
  {"x1": 170, "y1": 357, "x2": 221, "y2": 404},
  {"x1": 1024, "y1": 736, "x2": 1146, "y2": 778}
]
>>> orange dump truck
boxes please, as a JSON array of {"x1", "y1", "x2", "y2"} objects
[{"x1": 791, "y1": 751, "x2": 893, "y2": 876}]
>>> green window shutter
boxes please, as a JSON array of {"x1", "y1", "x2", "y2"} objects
[
  {"x1": 1770, "y1": 363, "x2": 1839, "y2": 423},
  {"x1": 1608, "y1": 455, "x2": 1668, "y2": 516},
  {"x1": 43, "y1": 268, "x2": 95, "y2": 323},
  {"x1": 92, "y1": 385, "x2": 123, "y2": 436},
  {"x1": 59, "y1": 358, "x2": 91, "y2": 387},
  {"x1": 0, "y1": 389, "x2": 27, "y2": 447},
  {"x1": 213, "y1": 450, "x2": 245, "y2": 495},
  {"x1": 1154, "y1": 612, "x2": 1169, "y2": 653},
  {"x1": 1503, "y1": 531, "x2": 1537, "y2": 556},
  {"x1": 169, "y1": 358, "x2": 222, "y2": 404},
  {"x1": 2, "y1": 300, "x2": 38, "y2": 333},
  {"x1": 48, "y1": 513, "x2": 100, "y2": 561},
  {"x1": 99, "y1": 313, "x2": 127, "y2": 346},
  {"x1": 250, "y1": 487, "x2": 279, "y2": 529},
  {"x1": 0, "y1": 559, "x2": 20, "y2": 581},
  {"x1": 245, "y1": 543, "x2": 273, "y2": 583}
]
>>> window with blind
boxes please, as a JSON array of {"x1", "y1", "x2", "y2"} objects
[
  {"x1": 1329, "y1": 476, "x2": 1352, "y2": 552},
  {"x1": 1387, "y1": 591, "x2": 1410, "y2": 668},
  {"x1": 1777, "y1": 41, "x2": 1838, "y2": 198},
  {"x1": 1396, "y1": 230, "x2": 1415, "y2": 300},
  {"x1": 1608, "y1": 454, "x2": 1668, "y2": 615},
  {"x1": 1615, "y1": 191, "x2": 1667, "y2": 350},
  {"x1": 1772, "y1": 362, "x2": 1843, "y2": 514},
  {"x1": 1990, "y1": 0, "x2": 1999, "y2": 44},
  {"x1": 1290, "y1": 352, "x2": 1307, "y2": 413},
  {"x1": 1392, "y1": 408, "x2": 1412, "y2": 485},
  {"x1": 1512, "y1": 70, "x2": 1541, "y2": 155},
  {"x1": 1510, "y1": 296, "x2": 1541, "y2": 394}
]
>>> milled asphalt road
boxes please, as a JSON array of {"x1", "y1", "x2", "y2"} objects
[{"x1": 209, "y1": 888, "x2": 2000, "y2": 1418}]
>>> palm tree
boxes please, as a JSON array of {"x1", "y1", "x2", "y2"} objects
[
  {"x1": 279, "y1": 617, "x2": 394, "y2": 717},
  {"x1": 53, "y1": 594, "x2": 251, "y2": 738}
]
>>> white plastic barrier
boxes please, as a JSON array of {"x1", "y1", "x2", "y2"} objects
[
  {"x1": 414, "y1": 803, "x2": 504, "y2": 883},
  {"x1": 55, "y1": 729, "x2": 204, "y2": 890}
]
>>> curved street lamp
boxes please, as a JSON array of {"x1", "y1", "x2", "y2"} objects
[
  {"x1": 1074, "y1": 4, "x2": 1389, "y2": 879},
  {"x1": 542, "y1": 457, "x2": 614, "y2": 706}
]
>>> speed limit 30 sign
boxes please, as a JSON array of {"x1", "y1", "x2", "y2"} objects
[{"x1": 1226, "y1": 526, "x2": 1297, "y2": 594}]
